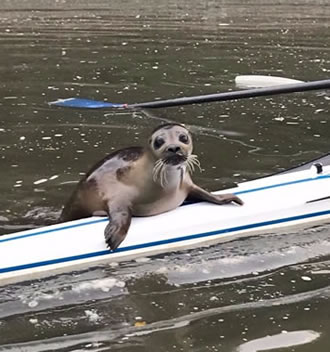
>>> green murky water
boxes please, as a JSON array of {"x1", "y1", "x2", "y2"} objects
[{"x1": 1, "y1": 1, "x2": 330, "y2": 351}]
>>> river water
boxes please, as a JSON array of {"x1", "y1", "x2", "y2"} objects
[{"x1": 1, "y1": 0, "x2": 330, "y2": 350}]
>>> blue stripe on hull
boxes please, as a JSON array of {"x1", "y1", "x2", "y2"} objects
[
  {"x1": 235, "y1": 174, "x2": 330, "y2": 195},
  {"x1": 0, "y1": 218, "x2": 108, "y2": 244},
  {"x1": 1, "y1": 209, "x2": 330, "y2": 275}
]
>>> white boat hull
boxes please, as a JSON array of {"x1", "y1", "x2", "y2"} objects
[{"x1": 1, "y1": 164, "x2": 330, "y2": 285}]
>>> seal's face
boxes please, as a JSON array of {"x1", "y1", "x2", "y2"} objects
[
  {"x1": 149, "y1": 124, "x2": 201, "y2": 187},
  {"x1": 149, "y1": 124, "x2": 193, "y2": 165}
]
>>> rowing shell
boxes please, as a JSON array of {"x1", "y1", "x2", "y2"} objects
[{"x1": 1, "y1": 157, "x2": 330, "y2": 285}]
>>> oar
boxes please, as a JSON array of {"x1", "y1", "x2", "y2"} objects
[{"x1": 49, "y1": 78, "x2": 330, "y2": 110}]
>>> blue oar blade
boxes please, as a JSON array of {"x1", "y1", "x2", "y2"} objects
[{"x1": 49, "y1": 98, "x2": 125, "y2": 109}]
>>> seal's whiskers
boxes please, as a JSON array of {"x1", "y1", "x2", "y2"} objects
[
  {"x1": 153, "y1": 159, "x2": 168, "y2": 187},
  {"x1": 186, "y1": 160, "x2": 194, "y2": 174},
  {"x1": 160, "y1": 163, "x2": 168, "y2": 188},
  {"x1": 186, "y1": 154, "x2": 202, "y2": 174},
  {"x1": 152, "y1": 159, "x2": 164, "y2": 183}
]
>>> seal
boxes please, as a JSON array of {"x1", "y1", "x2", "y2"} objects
[{"x1": 60, "y1": 123, "x2": 243, "y2": 250}]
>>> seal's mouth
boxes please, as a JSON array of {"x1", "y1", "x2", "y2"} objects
[{"x1": 163, "y1": 152, "x2": 187, "y2": 166}]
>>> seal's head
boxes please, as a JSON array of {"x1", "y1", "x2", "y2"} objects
[
  {"x1": 149, "y1": 123, "x2": 201, "y2": 187},
  {"x1": 149, "y1": 123, "x2": 193, "y2": 164}
]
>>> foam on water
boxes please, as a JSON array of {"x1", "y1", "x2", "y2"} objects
[{"x1": 72, "y1": 278, "x2": 126, "y2": 293}]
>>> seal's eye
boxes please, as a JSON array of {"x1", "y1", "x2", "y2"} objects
[
  {"x1": 179, "y1": 134, "x2": 189, "y2": 144},
  {"x1": 154, "y1": 136, "x2": 165, "y2": 150}
]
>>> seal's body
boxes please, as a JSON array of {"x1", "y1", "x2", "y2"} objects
[{"x1": 60, "y1": 124, "x2": 243, "y2": 250}]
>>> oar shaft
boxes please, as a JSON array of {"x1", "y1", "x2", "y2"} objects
[{"x1": 128, "y1": 79, "x2": 330, "y2": 109}]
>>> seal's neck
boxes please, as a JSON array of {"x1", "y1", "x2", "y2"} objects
[{"x1": 152, "y1": 160, "x2": 187, "y2": 189}]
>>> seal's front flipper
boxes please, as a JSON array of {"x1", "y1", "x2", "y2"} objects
[
  {"x1": 213, "y1": 193, "x2": 243, "y2": 205},
  {"x1": 187, "y1": 185, "x2": 243, "y2": 206},
  {"x1": 104, "y1": 204, "x2": 132, "y2": 251}
]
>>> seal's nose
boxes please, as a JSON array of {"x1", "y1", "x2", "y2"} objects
[{"x1": 166, "y1": 145, "x2": 181, "y2": 154}]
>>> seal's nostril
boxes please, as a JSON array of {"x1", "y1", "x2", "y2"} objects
[{"x1": 167, "y1": 146, "x2": 181, "y2": 153}]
